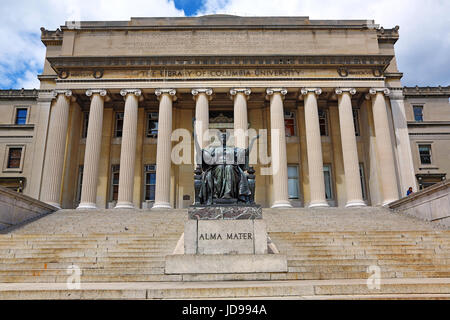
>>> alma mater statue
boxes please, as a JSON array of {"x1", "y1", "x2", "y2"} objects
[{"x1": 193, "y1": 131, "x2": 258, "y2": 206}]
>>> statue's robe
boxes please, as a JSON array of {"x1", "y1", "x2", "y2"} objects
[{"x1": 199, "y1": 146, "x2": 251, "y2": 204}]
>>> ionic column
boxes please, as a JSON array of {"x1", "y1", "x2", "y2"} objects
[
  {"x1": 388, "y1": 89, "x2": 418, "y2": 193},
  {"x1": 368, "y1": 88, "x2": 399, "y2": 205},
  {"x1": 192, "y1": 89, "x2": 213, "y2": 164},
  {"x1": 230, "y1": 88, "x2": 251, "y2": 148},
  {"x1": 40, "y1": 90, "x2": 73, "y2": 208},
  {"x1": 301, "y1": 88, "x2": 329, "y2": 208},
  {"x1": 267, "y1": 88, "x2": 292, "y2": 208},
  {"x1": 115, "y1": 89, "x2": 141, "y2": 209},
  {"x1": 336, "y1": 88, "x2": 366, "y2": 207},
  {"x1": 77, "y1": 90, "x2": 107, "y2": 210},
  {"x1": 153, "y1": 89, "x2": 177, "y2": 209}
]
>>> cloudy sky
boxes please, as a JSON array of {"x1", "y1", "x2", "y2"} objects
[{"x1": 0, "y1": 0, "x2": 448, "y2": 89}]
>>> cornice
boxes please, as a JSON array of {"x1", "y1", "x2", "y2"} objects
[
  {"x1": 403, "y1": 86, "x2": 450, "y2": 97},
  {"x1": 0, "y1": 89, "x2": 39, "y2": 100},
  {"x1": 377, "y1": 26, "x2": 399, "y2": 44}
]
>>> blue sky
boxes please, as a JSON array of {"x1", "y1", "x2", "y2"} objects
[
  {"x1": 0, "y1": 0, "x2": 449, "y2": 89},
  {"x1": 174, "y1": 0, "x2": 203, "y2": 16}
]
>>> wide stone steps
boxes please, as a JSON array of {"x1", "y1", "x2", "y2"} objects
[
  {"x1": 0, "y1": 207, "x2": 449, "y2": 298},
  {"x1": 1, "y1": 279, "x2": 450, "y2": 300}
]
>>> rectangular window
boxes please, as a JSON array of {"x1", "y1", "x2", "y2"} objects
[
  {"x1": 81, "y1": 112, "x2": 89, "y2": 138},
  {"x1": 418, "y1": 145, "x2": 432, "y2": 164},
  {"x1": 15, "y1": 108, "x2": 28, "y2": 125},
  {"x1": 359, "y1": 163, "x2": 367, "y2": 200},
  {"x1": 318, "y1": 109, "x2": 328, "y2": 136},
  {"x1": 284, "y1": 111, "x2": 296, "y2": 137},
  {"x1": 287, "y1": 165, "x2": 299, "y2": 199},
  {"x1": 76, "y1": 165, "x2": 84, "y2": 202},
  {"x1": 353, "y1": 109, "x2": 361, "y2": 136},
  {"x1": 7, "y1": 147, "x2": 22, "y2": 169},
  {"x1": 110, "y1": 165, "x2": 120, "y2": 201},
  {"x1": 146, "y1": 113, "x2": 159, "y2": 138},
  {"x1": 144, "y1": 165, "x2": 156, "y2": 201},
  {"x1": 323, "y1": 164, "x2": 333, "y2": 200},
  {"x1": 114, "y1": 113, "x2": 124, "y2": 137},
  {"x1": 413, "y1": 106, "x2": 424, "y2": 122}
]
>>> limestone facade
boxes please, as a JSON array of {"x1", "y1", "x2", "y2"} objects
[{"x1": 0, "y1": 16, "x2": 447, "y2": 208}]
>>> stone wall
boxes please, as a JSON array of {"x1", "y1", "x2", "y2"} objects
[
  {"x1": 389, "y1": 180, "x2": 450, "y2": 227},
  {"x1": 0, "y1": 186, "x2": 57, "y2": 230}
]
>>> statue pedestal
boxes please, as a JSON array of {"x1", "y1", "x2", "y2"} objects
[{"x1": 164, "y1": 206, "x2": 287, "y2": 274}]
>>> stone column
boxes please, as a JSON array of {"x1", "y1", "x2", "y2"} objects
[
  {"x1": 77, "y1": 90, "x2": 107, "y2": 210},
  {"x1": 267, "y1": 88, "x2": 292, "y2": 208},
  {"x1": 336, "y1": 88, "x2": 366, "y2": 207},
  {"x1": 40, "y1": 90, "x2": 72, "y2": 208},
  {"x1": 301, "y1": 88, "x2": 329, "y2": 208},
  {"x1": 388, "y1": 88, "x2": 418, "y2": 193},
  {"x1": 153, "y1": 89, "x2": 177, "y2": 209},
  {"x1": 115, "y1": 89, "x2": 141, "y2": 209},
  {"x1": 192, "y1": 88, "x2": 213, "y2": 164},
  {"x1": 369, "y1": 88, "x2": 399, "y2": 205},
  {"x1": 230, "y1": 88, "x2": 251, "y2": 148}
]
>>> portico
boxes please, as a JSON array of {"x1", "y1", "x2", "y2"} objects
[{"x1": 35, "y1": 16, "x2": 417, "y2": 209}]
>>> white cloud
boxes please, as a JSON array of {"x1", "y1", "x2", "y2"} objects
[
  {"x1": 0, "y1": 0, "x2": 185, "y2": 89},
  {"x1": 0, "y1": 0, "x2": 448, "y2": 88},
  {"x1": 199, "y1": 0, "x2": 450, "y2": 86}
]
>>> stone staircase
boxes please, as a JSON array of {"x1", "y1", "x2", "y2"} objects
[{"x1": 0, "y1": 207, "x2": 449, "y2": 299}]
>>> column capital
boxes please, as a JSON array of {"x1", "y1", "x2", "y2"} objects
[
  {"x1": 300, "y1": 88, "x2": 322, "y2": 96},
  {"x1": 86, "y1": 89, "x2": 108, "y2": 97},
  {"x1": 369, "y1": 87, "x2": 390, "y2": 96},
  {"x1": 192, "y1": 88, "x2": 213, "y2": 100},
  {"x1": 52, "y1": 90, "x2": 72, "y2": 99},
  {"x1": 155, "y1": 88, "x2": 177, "y2": 101},
  {"x1": 266, "y1": 88, "x2": 288, "y2": 99},
  {"x1": 230, "y1": 88, "x2": 251, "y2": 100},
  {"x1": 120, "y1": 89, "x2": 142, "y2": 98},
  {"x1": 387, "y1": 87, "x2": 404, "y2": 100},
  {"x1": 335, "y1": 88, "x2": 356, "y2": 95}
]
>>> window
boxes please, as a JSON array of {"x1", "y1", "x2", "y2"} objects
[
  {"x1": 359, "y1": 163, "x2": 367, "y2": 200},
  {"x1": 146, "y1": 113, "x2": 159, "y2": 138},
  {"x1": 110, "y1": 165, "x2": 120, "y2": 201},
  {"x1": 418, "y1": 145, "x2": 432, "y2": 165},
  {"x1": 323, "y1": 164, "x2": 333, "y2": 200},
  {"x1": 15, "y1": 108, "x2": 28, "y2": 125},
  {"x1": 114, "y1": 113, "x2": 124, "y2": 137},
  {"x1": 81, "y1": 112, "x2": 89, "y2": 138},
  {"x1": 413, "y1": 106, "x2": 424, "y2": 122},
  {"x1": 144, "y1": 165, "x2": 157, "y2": 201},
  {"x1": 7, "y1": 147, "x2": 22, "y2": 169},
  {"x1": 284, "y1": 111, "x2": 296, "y2": 137},
  {"x1": 76, "y1": 165, "x2": 84, "y2": 202},
  {"x1": 318, "y1": 109, "x2": 328, "y2": 136},
  {"x1": 353, "y1": 109, "x2": 361, "y2": 136},
  {"x1": 287, "y1": 165, "x2": 299, "y2": 199}
]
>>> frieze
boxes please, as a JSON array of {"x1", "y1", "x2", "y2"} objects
[{"x1": 64, "y1": 67, "x2": 382, "y2": 80}]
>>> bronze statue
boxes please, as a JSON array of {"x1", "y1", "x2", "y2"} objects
[{"x1": 194, "y1": 130, "x2": 258, "y2": 206}]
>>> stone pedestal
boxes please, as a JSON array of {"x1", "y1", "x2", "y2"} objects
[{"x1": 165, "y1": 206, "x2": 287, "y2": 274}]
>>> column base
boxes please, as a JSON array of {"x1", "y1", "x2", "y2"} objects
[
  {"x1": 345, "y1": 200, "x2": 367, "y2": 208},
  {"x1": 115, "y1": 202, "x2": 135, "y2": 209},
  {"x1": 308, "y1": 201, "x2": 329, "y2": 208},
  {"x1": 152, "y1": 202, "x2": 172, "y2": 209},
  {"x1": 271, "y1": 201, "x2": 293, "y2": 209},
  {"x1": 77, "y1": 203, "x2": 97, "y2": 210}
]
